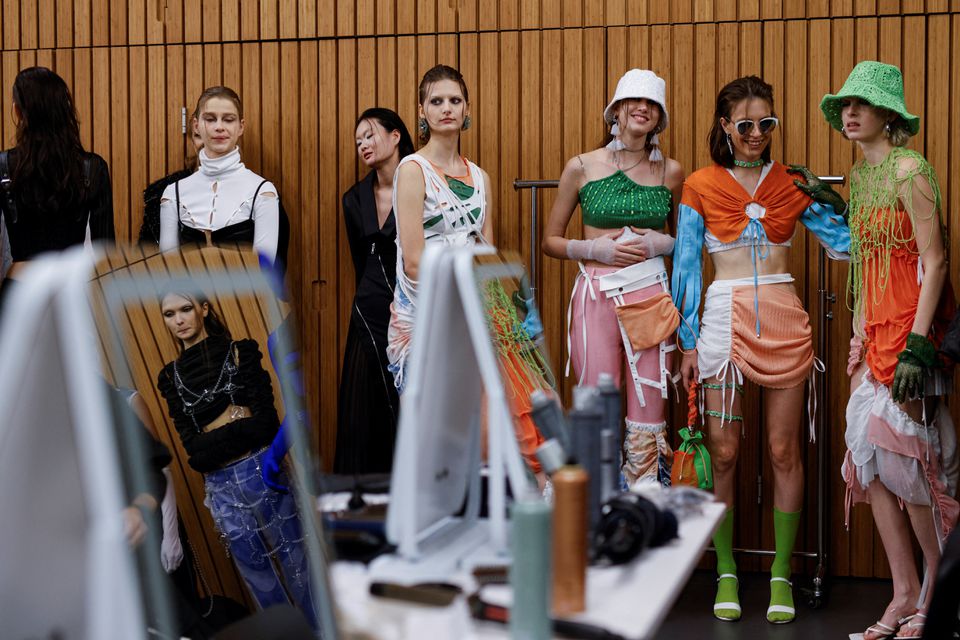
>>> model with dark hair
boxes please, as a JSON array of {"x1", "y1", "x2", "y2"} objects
[
  {"x1": 822, "y1": 61, "x2": 957, "y2": 640},
  {"x1": 672, "y1": 75, "x2": 850, "y2": 623},
  {"x1": 155, "y1": 289, "x2": 317, "y2": 628},
  {"x1": 0, "y1": 66, "x2": 114, "y2": 309},
  {"x1": 334, "y1": 107, "x2": 413, "y2": 474},
  {"x1": 159, "y1": 87, "x2": 281, "y2": 264},
  {"x1": 542, "y1": 69, "x2": 683, "y2": 487}
]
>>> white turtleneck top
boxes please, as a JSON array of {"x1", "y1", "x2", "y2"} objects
[{"x1": 159, "y1": 147, "x2": 279, "y2": 261}]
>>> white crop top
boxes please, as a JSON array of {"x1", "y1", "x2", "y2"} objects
[{"x1": 159, "y1": 147, "x2": 279, "y2": 261}]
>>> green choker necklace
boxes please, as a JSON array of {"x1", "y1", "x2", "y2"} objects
[{"x1": 733, "y1": 158, "x2": 764, "y2": 168}]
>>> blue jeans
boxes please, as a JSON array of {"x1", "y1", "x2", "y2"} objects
[{"x1": 204, "y1": 450, "x2": 318, "y2": 629}]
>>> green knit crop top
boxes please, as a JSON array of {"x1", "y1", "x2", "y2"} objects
[{"x1": 578, "y1": 170, "x2": 672, "y2": 229}]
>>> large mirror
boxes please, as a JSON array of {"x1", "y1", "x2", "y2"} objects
[{"x1": 90, "y1": 243, "x2": 333, "y2": 639}]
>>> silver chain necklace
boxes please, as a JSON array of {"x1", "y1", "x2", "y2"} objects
[
  {"x1": 613, "y1": 147, "x2": 647, "y2": 174},
  {"x1": 173, "y1": 341, "x2": 241, "y2": 431}
]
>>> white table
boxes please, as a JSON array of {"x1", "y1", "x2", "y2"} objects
[{"x1": 330, "y1": 500, "x2": 726, "y2": 640}]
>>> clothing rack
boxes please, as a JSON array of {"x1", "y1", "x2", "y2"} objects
[{"x1": 513, "y1": 174, "x2": 845, "y2": 608}]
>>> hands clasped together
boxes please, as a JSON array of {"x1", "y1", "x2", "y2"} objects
[{"x1": 566, "y1": 226, "x2": 675, "y2": 267}]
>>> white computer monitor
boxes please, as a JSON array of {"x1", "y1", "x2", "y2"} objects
[{"x1": 371, "y1": 245, "x2": 537, "y2": 583}]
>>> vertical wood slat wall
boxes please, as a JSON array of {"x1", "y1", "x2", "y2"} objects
[{"x1": 2, "y1": 2, "x2": 959, "y2": 581}]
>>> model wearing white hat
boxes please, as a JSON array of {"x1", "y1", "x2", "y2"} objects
[
  {"x1": 603, "y1": 68, "x2": 669, "y2": 161},
  {"x1": 542, "y1": 69, "x2": 685, "y2": 487}
]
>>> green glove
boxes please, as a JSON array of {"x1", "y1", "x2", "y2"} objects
[
  {"x1": 787, "y1": 164, "x2": 848, "y2": 219},
  {"x1": 892, "y1": 332, "x2": 939, "y2": 403}
]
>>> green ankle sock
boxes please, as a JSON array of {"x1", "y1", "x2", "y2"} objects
[
  {"x1": 768, "y1": 508, "x2": 801, "y2": 623},
  {"x1": 713, "y1": 508, "x2": 740, "y2": 621}
]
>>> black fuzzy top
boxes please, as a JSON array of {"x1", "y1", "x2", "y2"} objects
[{"x1": 157, "y1": 335, "x2": 279, "y2": 472}]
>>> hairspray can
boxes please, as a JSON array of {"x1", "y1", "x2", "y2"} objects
[
  {"x1": 510, "y1": 499, "x2": 552, "y2": 639},
  {"x1": 551, "y1": 464, "x2": 588, "y2": 615},
  {"x1": 530, "y1": 389, "x2": 570, "y2": 454},
  {"x1": 568, "y1": 391, "x2": 603, "y2": 531},
  {"x1": 597, "y1": 372, "x2": 623, "y2": 499}
]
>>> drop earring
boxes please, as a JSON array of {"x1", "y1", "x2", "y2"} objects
[
  {"x1": 462, "y1": 115, "x2": 471, "y2": 131},
  {"x1": 418, "y1": 118, "x2": 429, "y2": 140},
  {"x1": 726, "y1": 133, "x2": 734, "y2": 156}
]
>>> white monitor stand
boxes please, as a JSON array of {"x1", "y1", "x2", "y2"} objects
[
  {"x1": 0, "y1": 249, "x2": 144, "y2": 640},
  {"x1": 369, "y1": 245, "x2": 534, "y2": 584}
]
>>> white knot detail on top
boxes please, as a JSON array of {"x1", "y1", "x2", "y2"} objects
[{"x1": 745, "y1": 201, "x2": 766, "y2": 220}]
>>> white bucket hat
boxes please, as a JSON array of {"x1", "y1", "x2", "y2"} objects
[{"x1": 603, "y1": 69, "x2": 668, "y2": 160}]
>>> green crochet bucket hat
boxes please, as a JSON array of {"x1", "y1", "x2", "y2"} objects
[{"x1": 820, "y1": 61, "x2": 919, "y2": 135}]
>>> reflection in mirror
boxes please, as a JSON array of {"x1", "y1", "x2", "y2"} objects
[
  {"x1": 105, "y1": 381, "x2": 179, "y2": 637},
  {"x1": 90, "y1": 243, "x2": 333, "y2": 639},
  {"x1": 475, "y1": 251, "x2": 558, "y2": 485}
]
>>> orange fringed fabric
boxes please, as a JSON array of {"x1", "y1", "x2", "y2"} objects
[
  {"x1": 859, "y1": 223, "x2": 956, "y2": 385},
  {"x1": 687, "y1": 380, "x2": 699, "y2": 428}
]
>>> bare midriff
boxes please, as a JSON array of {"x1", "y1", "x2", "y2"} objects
[
  {"x1": 202, "y1": 404, "x2": 253, "y2": 433},
  {"x1": 710, "y1": 244, "x2": 792, "y2": 280}
]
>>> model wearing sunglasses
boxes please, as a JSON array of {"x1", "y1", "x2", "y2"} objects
[{"x1": 674, "y1": 75, "x2": 851, "y2": 626}]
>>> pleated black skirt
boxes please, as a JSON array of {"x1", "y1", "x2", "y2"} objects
[{"x1": 333, "y1": 311, "x2": 400, "y2": 474}]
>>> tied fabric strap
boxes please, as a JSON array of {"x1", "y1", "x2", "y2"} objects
[{"x1": 745, "y1": 217, "x2": 771, "y2": 338}]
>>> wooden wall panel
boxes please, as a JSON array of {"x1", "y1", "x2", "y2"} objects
[
  {"x1": 2, "y1": 2, "x2": 959, "y2": 585},
  {"x1": 336, "y1": 36, "x2": 357, "y2": 370},
  {"x1": 498, "y1": 30, "x2": 520, "y2": 259},
  {"x1": 477, "y1": 30, "x2": 499, "y2": 237},
  {"x1": 457, "y1": 0, "x2": 478, "y2": 32},
  {"x1": 538, "y1": 28, "x2": 564, "y2": 379},
  {"x1": 317, "y1": 39, "x2": 340, "y2": 465},
  {"x1": 7, "y1": 0, "x2": 957, "y2": 50},
  {"x1": 520, "y1": 29, "x2": 541, "y2": 284},
  {"x1": 457, "y1": 34, "x2": 476, "y2": 161},
  {"x1": 952, "y1": 15, "x2": 960, "y2": 300}
]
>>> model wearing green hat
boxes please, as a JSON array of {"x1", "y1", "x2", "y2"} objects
[
  {"x1": 820, "y1": 60, "x2": 920, "y2": 136},
  {"x1": 825, "y1": 61, "x2": 955, "y2": 640}
]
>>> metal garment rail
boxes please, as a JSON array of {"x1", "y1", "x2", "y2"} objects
[
  {"x1": 514, "y1": 174, "x2": 845, "y2": 607},
  {"x1": 513, "y1": 178, "x2": 558, "y2": 293}
]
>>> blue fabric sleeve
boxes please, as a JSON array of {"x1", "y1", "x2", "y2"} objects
[
  {"x1": 671, "y1": 203, "x2": 705, "y2": 350},
  {"x1": 264, "y1": 320, "x2": 305, "y2": 493},
  {"x1": 799, "y1": 201, "x2": 851, "y2": 260}
]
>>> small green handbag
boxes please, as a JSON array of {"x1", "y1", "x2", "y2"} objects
[
  {"x1": 671, "y1": 381, "x2": 713, "y2": 490},
  {"x1": 672, "y1": 427, "x2": 713, "y2": 490}
]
